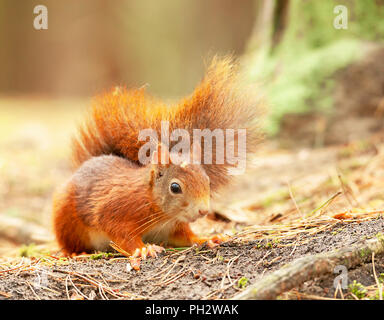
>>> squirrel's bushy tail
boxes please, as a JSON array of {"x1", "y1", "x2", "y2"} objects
[{"x1": 72, "y1": 56, "x2": 265, "y2": 192}]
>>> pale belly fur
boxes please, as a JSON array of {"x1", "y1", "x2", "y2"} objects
[{"x1": 88, "y1": 222, "x2": 175, "y2": 251}]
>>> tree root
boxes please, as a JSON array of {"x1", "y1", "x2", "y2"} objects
[{"x1": 233, "y1": 233, "x2": 384, "y2": 300}]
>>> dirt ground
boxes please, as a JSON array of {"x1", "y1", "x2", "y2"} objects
[
  {"x1": 1, "y1": 96, "x2": 384, "y2": 300},
  {"x1": 0, "y1": 218, "x2": 383, "y2": 300}
]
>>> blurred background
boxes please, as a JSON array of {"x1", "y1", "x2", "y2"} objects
[{"x1": 1, "y1": 0, "x2": 384, "y2": 254}]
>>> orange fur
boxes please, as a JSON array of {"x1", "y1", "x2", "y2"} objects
[
  {"x1": 53, "y1": 183, "x2": 91, "y2": 254},
  {"x1": 72, "y1": 56, "x2": 264, "y2": 193},
  {"x1": 53, "y1": 57, "x2": 264, "y2": 256},
  {"x1": 53, "y1": 155, "x2": 210, "y2": 255}
]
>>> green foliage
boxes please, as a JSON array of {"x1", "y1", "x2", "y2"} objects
[
  {"x1": 376, "y1": 232, "x2": 384, "y2": 245},
  {"x1": 19, "y1": 243, "x2": 38, "y2": 257},
  {"x1": 237, "y1": 277, "x2": 249, "y2": 289},
  {"x1": 165, "y1": 247, "x2": 190, "y2": 252},
  {"x1": 370, "y1": 289, "x2": 384, "y2": 300},
  {"x1": 89, "y1": 252, "x2": 120, "y2": 260},
  {"x1": 264, "y1": 241, "x2": 273, "y2": 249},
  {"x1": 19, "y1": 243, "x2": 50, "y2": 258},
  {"x1": 358, "y1": 247, "x2": 371, "y2": 260},
  {"x1": 348, "y1": 280, "x2": 367, "y2": 299},
  {"x1": 246, "y1": 0, "x2": 384, "y2": 135},
  {"x1": 266, "y1": 40, "x2": 360, "y2": 135}
]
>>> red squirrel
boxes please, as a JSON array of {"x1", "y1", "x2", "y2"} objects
[{"x1": 53, "y1": 56, "x2": 264, "y2": 257}]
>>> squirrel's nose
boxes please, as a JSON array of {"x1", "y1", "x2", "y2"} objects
[{"x1": 198, "y1": 209, "x2": 209, "y2": 216}]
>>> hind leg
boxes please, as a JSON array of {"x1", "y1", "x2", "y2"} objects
[{"x1": 52, "y1": 186, "x2": 91, "y2": 255}]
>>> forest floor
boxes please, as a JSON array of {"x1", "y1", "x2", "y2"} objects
[
  {"x1": 0, "y1": 218, "x2": 383, "y2": 300},
  {"x1": 0, "y1": 99, "x2": 384, "y2": 300}
]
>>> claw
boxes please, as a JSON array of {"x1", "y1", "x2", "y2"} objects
[
  {"x1": 147, "y1": 244, "x2": 165, "y2": 258},
  {"x1": 128, "y1": 257, "x2": 141, "y2": 271},
  {"x1": 132, "y1": 244, "x2": 165, "y2": 259},
  {"x1": 207, "y1": 239, "x2": 219, "y2": 248},
  {"x1": 197, "y1": 233, "x2": 231, "y2": 248},
  {"x1": 209, "y1": 233, "x2": 231, "y2": 244}
]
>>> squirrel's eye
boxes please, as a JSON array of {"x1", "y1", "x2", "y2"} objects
[{"x1": 170, "y1": 182, "x2": 182, "y2": 194}]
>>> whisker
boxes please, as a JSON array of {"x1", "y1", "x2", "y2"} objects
[
  {"x1": 125, "y1": 203, "x2": 152, "y2": 225},
  {"x1": 121, "y1": 207, "x2": 162, "y2": 240},
  {"x1": 127, "y1": 216, "x2": 172, "y2": 246},
  {"x1": 125, "y1": 214, "x2": 168, "y2": 242},
  {"x1": 151, "y1": 216, "x2": 177, "y2": 244}
]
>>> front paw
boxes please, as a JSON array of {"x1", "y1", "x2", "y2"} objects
[
  {"x1": 132, "y1": 244, "x2": 165, "y2": 259},
  {"x1": 195, "y1": 233, "x2": 231, "y2": 248},
  {"x1": 207, "y1": 233, "x2": 231, "y2": 248}
]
